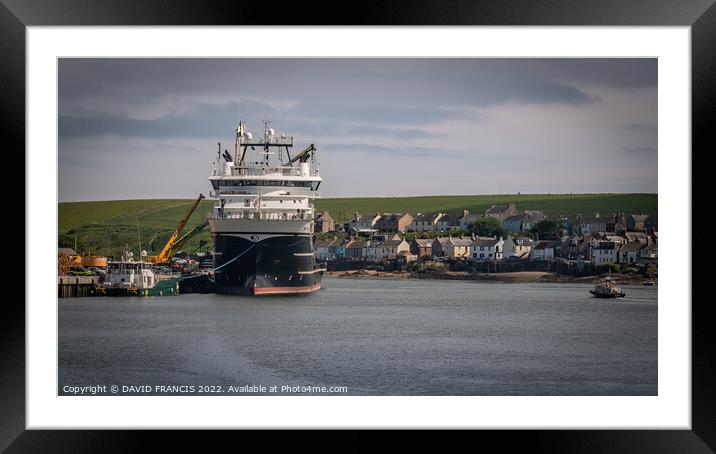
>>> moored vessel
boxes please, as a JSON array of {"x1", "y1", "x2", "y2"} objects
[
  {"x1": 590, "y1": 276, "x2": 626, "y2": 298},
  {"x1": 208, "y1": 121, "x2": 325, "y2": 295},
  {"x1": 99, "y1": 248, "x2": 179, "y2": 296}
]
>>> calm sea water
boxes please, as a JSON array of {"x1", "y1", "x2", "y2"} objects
[{"x1": 58, "y1": 278, "x2": 657, "y2": 396}]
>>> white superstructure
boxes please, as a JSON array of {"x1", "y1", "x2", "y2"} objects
[{"x1": 208, "y1": 121, "x2": 322, "y2": 235}]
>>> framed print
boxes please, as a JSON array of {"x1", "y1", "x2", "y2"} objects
[{"x1": 4, "y1": 0, "x2": 712, "y2": 450}]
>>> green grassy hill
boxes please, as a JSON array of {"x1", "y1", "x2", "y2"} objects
[{"x1": 59, "y1": 193, "x2": 657, "y2": 257}]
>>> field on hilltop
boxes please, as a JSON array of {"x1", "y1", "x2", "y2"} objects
[
  {"x1": 317, "y1": 193, "x2": 657, "y2": 223},
  {"x1": 58, "y1": 193, "x2": 657, "y2": 257}
]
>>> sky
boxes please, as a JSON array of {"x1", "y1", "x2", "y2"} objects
[{"x1": 58, "y1": 58, "x2": 657, "y2": 202}]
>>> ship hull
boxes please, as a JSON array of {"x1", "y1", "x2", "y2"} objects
[
  {"x1": 211, "y1": 229, "x2": 323, "y2": 296},
  {"x1": 589, "y1": 290, "x2": 626, "y2": 298}
]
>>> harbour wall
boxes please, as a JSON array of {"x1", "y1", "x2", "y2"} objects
[{"x1": 58, "y1": 276, "x2": 99, "y2": 298}]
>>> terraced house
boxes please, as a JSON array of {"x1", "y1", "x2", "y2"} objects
[
  {"x1": 503, "y1": 236, "x2": 533, "y2": 258},
  {"x1": 410, "y1": 238, "x2": 434, "y2": 257},
  {"x1": 376, "y1": 213, "x2": 414, "y2": 233},
  {"x1": 350, "y1": 212, "x2": 381, "y2": 233},
  {"x1": 442, "y1": 237, "x2": 473, "y2": 258},
  {"x1": 314, "y1": 211, "x2": 335, "y2": 233},
  {"x1": 471, "y1": 236, "x2": 505, "y2": 260},
  {"x1": 484, "y1": 203, "x2": 517, "y2": 222},
  {"x1": 409, "y1": 213, "x2": 445, "y2": 232}
]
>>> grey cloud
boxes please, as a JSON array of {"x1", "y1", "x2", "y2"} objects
[
  {"x1": 623, "y1": 146, "x2": 658, "y2": 153},
  {"x1": 624, "y1": 123, "x2": 658, "y2": 133},
  {"x1": 58, "y1": 58, "x2": 658, "y2": 201},
  {"x1": 324, "y1": 143, "x2": 454, "y2": 157},
  {"x1": 59, "y1": 99, "x2": 280, "y2": 138}
]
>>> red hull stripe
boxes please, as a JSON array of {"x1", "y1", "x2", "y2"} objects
[{"x1": 253, "y1": 283, "x2": 321, "y2": 295}]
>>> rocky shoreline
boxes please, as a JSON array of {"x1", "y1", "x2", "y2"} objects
[{"x1": 325, "y1": 270, "x2": 655, "y2": 285}]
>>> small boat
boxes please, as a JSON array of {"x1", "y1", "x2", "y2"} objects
[
  {"x1": 590, "y1": 276, "x2": 626, "y2": 298},
  {"x1": 99, "y1": 248, "x2": 178, "y2": 296},
  {"x1": 642, "y1": 280, "x2": 656, "y2": 286}
]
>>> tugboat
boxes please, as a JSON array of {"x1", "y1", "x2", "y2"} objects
[{"x1": 590, "y1": 276, "x2": 626, "y2": 298}]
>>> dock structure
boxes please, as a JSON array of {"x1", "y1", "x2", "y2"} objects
[{"x1": 58, "y1": 276, "x2": 99, "y2": 298}]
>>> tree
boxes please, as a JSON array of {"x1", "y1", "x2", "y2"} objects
[
  {"x1": 467, "y1": 217, "x2": 503, "y2": 237},
  {"x1": 530, "y1": 219, "x2": 561, "y2": 240}
]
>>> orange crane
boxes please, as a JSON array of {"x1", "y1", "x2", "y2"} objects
[{"x1": 147, "y1": 193, "x2": 205, "y2": 264}]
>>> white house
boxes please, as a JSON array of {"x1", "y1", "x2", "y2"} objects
[
  {"x1": 503, "y1": 236, "x2": 533, "y2": 258},
  {"x1": 590, "y1": 241, "x2": 619, "y2": 265},
  {"x1": 378, "y1": 239, "x2": 410, "y2": 260},
  {"x1": 471, "y1": 236, "x2": 505, "y2": 260},
  {"x1": 531, "y1": 240, "x2": 556, "y2": 261},
  {"x1": 363, "y1": 240, "x2": 382, "y2": 261},
  {"x1": 409, "y1": 213, "x2": 445, "y2": 232}
]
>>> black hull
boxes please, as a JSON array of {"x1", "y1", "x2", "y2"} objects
[
  {"x1": 179, "y1": 273, "x2": 216, "y2": 294},
  {"x1": 212, "y1": 233, "x2": 324, "y2": 296},
  {"x1": 590, "y1": 290, "x2": 626, "y2": 298}
]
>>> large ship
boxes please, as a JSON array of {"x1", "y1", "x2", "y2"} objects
[{"x1": 208, "y1": 121, "x2": 325, "y2": 295}]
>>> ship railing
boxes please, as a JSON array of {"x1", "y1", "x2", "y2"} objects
[
  {"x1": 213, "y1": 190, "x2": 260, "y2": 196},
  {"x1": 238, "y1": 136, "x2": 293, "y2": 146},
  {"x1": 209, "y1": 212, "x2": 313, "y2": 221},
  {"x1": 230, "y1": 166, "x2": 319, "y2": 177}
]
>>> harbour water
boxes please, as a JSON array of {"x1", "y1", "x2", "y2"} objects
[{"x1": 58, "y1": 278, "x2": 657, "y2": 396}]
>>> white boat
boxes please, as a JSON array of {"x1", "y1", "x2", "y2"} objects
[
  {"x1": 590, "y1": 276, "x2": 626, "y2": 298},
  {"x1": 100, "y1": 248, "x2": 178, "y2": 296}
]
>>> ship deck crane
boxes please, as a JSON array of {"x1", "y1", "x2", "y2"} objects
[
  {"x1": 147, "y1": 193, "x2": 205, "y2": 264},
  {"x1": 286, "y1": 144, "x2": 316, "y2": 166}
]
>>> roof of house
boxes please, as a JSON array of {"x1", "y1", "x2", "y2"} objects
[
  {"x1": 58, "y1": 248, "x2": 79, "y2": 256},
  {"x1": 473, "y1": 236, "x2": 501, "y2": 247},
  {"x1": 522, "y1": 211, "x2": 545, "y2": 223},
  {"x1": 413, "y1": 238, "x2": 434, "y2": 247},
  {"x1": 378, "y1": 213, "x2": 409, "y2": 222},
  {"x1": 414, "y1": 213, "x2": 442, "y2": 222},
  {"x1": 619, "y1": 241, "x2": 644, "y2": 252},
  {"x1": 433, "y1": 237, "x2": 452, "y2": 246},
  {"x1": 485, "y1": 204, "x2": 511, "y2": 215},
  {"x1": 593, "y1": 241, "x2": 619, "y2": 250},
  {"x1": 450, "y1": 237, "x2": 473, "y2": 247},
  {"x1": 353, "y1": 213, "x2": 380, "y2": 222},
  {"x1": 383, "y1": 239, "x2": 407, "y2": 248},
  {"x1": 345, "y1": 240, "x2": 364, "y2": 249},
  {"x1": 315, "y1": 211, "x2": 334, "y2": 221}
]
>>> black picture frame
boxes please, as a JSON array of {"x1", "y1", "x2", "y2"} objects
[{"x1": 3, "y1": 0, "x2": 710, "y2": 450}]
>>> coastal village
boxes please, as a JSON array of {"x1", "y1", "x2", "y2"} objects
[
  {"x1": 57, "y1": 201, "x2": 658, "y2": 297},
  {"x1": 313, "y1": 203, "x2": 658, "y2": 280}
]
